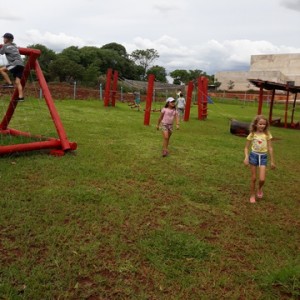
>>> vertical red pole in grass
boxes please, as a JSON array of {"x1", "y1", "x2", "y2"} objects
[
  {"x1": 144, "y1": 74, "x2": 155, "y2": 126},
  {"x1": 198, "y1": 76, "x2": 208, "y2": 120},
  {"x1": 268, "y1": 89, "x2": 276, "y2": 123},
  {"x1": 184, "y1": 81, "x2": 194, "y2": 122},
  {"x1": 284, "y1": 89, "x2": 289, "y2": 128},
  {"x1": 111, "y1": 70, "x2": 118, "y2": 107},
  {"x1": 104, "y1": 68, "x2": 112, "y2": 107},
  {"x1": 257, "y1": 83, "x2": 264, "y2": 115}
]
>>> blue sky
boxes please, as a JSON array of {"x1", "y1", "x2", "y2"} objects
[{"x1": 1, "y1": 0, "x2": 300, "y2": 75}]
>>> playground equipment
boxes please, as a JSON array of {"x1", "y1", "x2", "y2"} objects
[
  {"x1": 144, "y1": 75, "x2": 210, "y2": 125},
  {"x1": 249, "y1": 79, "x2": 300, "y2": 129},
  {"x1": 104, "y1": 68, "x2": 118, "y2": 107},
  {"x1": 0, "y1": 47, "x2": 77, "y2": 156},
  {"x1": 184, "y1": 76, "x2": 209, "y2": 121},
  {"x1": 230, "y1": 119, "x2": 250, "y2": 136},
  {"x1": 144, "y1": 74, "x2": 155, "y2": 125}
]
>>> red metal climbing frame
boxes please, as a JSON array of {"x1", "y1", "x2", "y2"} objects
[{"x1": 0, "y1": 47, "x2": 77, "y2": 156}]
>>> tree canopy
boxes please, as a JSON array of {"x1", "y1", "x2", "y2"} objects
[{"x1": 26, "y1": 42, "x2": 213, "y2": 87}]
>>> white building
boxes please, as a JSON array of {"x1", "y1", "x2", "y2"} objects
[{"x1": 215, "y1": 53, "x2": 300, "y2": 91}]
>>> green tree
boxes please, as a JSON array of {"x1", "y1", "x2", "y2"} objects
[
  {"x1": 147, "y1": 65, "x2": 167, "y2": 83},
  {"x1": 130, "y1": 49, "x2": 159, "y2": 80},
  {"x1": 61, "y1": 46, "x2": 81, "y2": 64},
  {"x1": 49, "y1": 55, "x2": 85, "y2": 82},
  {"x1": 169, "y1": 69, "x2": 189, "y2": 85},
  {"x1": 101, "y1": 43, "x2": 127, "y2": 57},
  {"x1": 26, "y1": 44, "x2": 56, "y2": 80},
  {"x1": 78, "y1": 46, "x2": 101, "y2": 68},
  {"x1": 169, "y1": 69, "x2": 208, "y2": 85}
]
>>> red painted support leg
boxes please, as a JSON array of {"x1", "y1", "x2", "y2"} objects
[
  {"x1": 35, "y1": 60, "x2": 72, "y2": 151},
  {"x1": 184, "y1": 81, "x2": 194, "y2": 122},
  {"x1": 144, "y1": 74, "x2": 155, "y2": 126},
  {"x1": 198, "y1": 76, "x2": 208, "y2": 120},
  {"x1": 111, "y1": 70, "x2": 118, "y2": 107},
  {"x1": 258, "y1": 84, "x2": 264, "y2": 115},
  {"x1": 104, "y1": 68, "x2": 112, "y2": 107}
]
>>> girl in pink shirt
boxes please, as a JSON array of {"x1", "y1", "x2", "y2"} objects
[{"x1": 156, "y1": 97, "x2": 179, "y2": 157}]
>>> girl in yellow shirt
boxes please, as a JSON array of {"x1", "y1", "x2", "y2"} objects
[{"x1": 244, "y1": 115, "x2": 275, "y2": 203}]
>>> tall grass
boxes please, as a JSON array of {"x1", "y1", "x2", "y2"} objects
[{"x1": 0, "y1": 98, "x2": 299, "y2": 299}]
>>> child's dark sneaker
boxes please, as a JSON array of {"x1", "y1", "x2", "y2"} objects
[
  {"x1": 15, "y1": 97, "x2": 25, "y2": 102},
  {"x1": 2, "y1": 84, "x2": 14, "y2": 88}
]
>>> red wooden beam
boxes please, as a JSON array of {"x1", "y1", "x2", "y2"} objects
[
  {"x1": 144, "y1": 74, "x2": 155, "y2": 126},
  {"x1": 257, "y1": 84, "x2": 264, "y2": 115},
  {"x1": 104, "y1": 68, "x2": 112, "y2": 107},
  {"x1": 184, "y1": 81, "x2": 194, "y2": 121},
  {"x1": 284, "y1": 90, "x2": 289, "y2": 128},
  {"x1": 111, "y1": 70, "x2": 118, "y2": 107},
  {"x1": 35, "y1": 60, "x2": 73, "y2": 151}
]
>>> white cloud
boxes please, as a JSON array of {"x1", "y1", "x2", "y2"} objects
[
  {"x1": 125, "y1": 36, "x2": 300, "y2": 74},
  {"x1": 280, "y1": 0, "x2": 300, "y2": 11},
  {"x1": 23, "y1": 30, "x2": 87, "y2": 51},
  {"x1": 0, "y1": 11, "x2": 22, "y2": 21}
]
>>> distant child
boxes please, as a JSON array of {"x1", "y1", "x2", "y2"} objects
[
  {"x1": 156, "y1": 97, "x2": 179, "y2": 157},
  {"x1": 244, "y1": 115, "x2": 275, "y2": 203},
  {"x1": 130, "y1": 91, "x2": 141, "y2": 111},
  {"x1": 0, "y1": 33, "x2": 24, "y2": 101},
  {"x1": 176, "y1": 93, "x2": 186, "y2": 121}
]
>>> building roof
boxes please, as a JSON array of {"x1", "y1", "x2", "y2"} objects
[{"x1": 248, "y1": 79, "x2": 300, "y2": 93}]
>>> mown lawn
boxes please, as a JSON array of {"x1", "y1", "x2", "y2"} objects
[{"x1": 0, "y1": 97, "x2": 299, "y2": 299}]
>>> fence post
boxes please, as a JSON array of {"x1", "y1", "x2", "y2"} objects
[{"x1": 73, "y1": 81, "x2": 77, "y2": 100}]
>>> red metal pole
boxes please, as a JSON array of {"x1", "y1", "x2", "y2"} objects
[
  {"x1": 284, "y1": 90, "x2": 289, "y2": 128},
  {"x1": 104, "y1": 68, "x2": 112, "y2": 107},
  {"x1": 184, "y1": 81, "x2": 194, "y2": 122},
  {"x1": 291, "y1": 93, "x2": 297, "y2": 125},
  {"x1": 144, "y1": 74, "x2": 155, "y2": 126},
  {"x1": 257, "y1": 84, "x2": 264, "y2": 115},
  {"x1": 111, "y1": 70, "x2": 118, "y2": 107},
  {"x1": 199, "y1": 76, "x2": 208, "y2": 120},
  {"x1": 268, "y1": 89, "x2": 276, "y2": 123},
  {"x1": 197, "y1": 77, "x2": 202, "y2": 120},
  {"x1": 35, "y1": 60, "x2": 72, "y2": 151},
  {"x1": 0, "y1": 140, "x2": 62, "y2": 155}
]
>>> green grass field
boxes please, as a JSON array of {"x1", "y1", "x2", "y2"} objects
[{"x1": 0, "y1": 98, "x2": 299, "y2": 299}]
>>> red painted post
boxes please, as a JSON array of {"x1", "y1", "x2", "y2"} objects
[
  {"x1": 198, "y1": 76, "x2": 208, "y2": 120},
  {"x1": 111, "y1": 70, "x2": 118, "y2": 107},
  {"x1": 284, "y1": 90, "x2": 289, "y2": 128},
  {"x1": 104, "y1": 68, "x2": 112, "y2": 107},
  {"x1": 184, "y1": 81, "x2": 194, "y2": 121},
  {"x1": 144, "y1": 74, "x2": 155, "y2": 126},
  {"x1": 35, "y1": 60, "x2": 72, "y2": 151},
  {"x1": 257, "y1": 84, "x2": 264, "y2": 115},
  {"x1": 268, "y1": 89, "x2": 276, "y2": 123}
]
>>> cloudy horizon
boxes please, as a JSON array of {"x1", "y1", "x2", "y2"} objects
[{"x1": 1, "y1": 0, "x2": 300, "y2": 75}]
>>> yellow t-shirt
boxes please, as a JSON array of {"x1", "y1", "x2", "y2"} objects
[{"x1": 247, "y1": 132, "x2": 272, "y2": 153}]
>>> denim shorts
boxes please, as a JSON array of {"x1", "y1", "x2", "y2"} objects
[{"x1": 249, "y1": 152, "x2": 268, "y2": 166}]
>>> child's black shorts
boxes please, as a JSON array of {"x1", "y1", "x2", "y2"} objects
[{"x1": 8, "y1": 65, "x2": 24, "y2": 79}]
